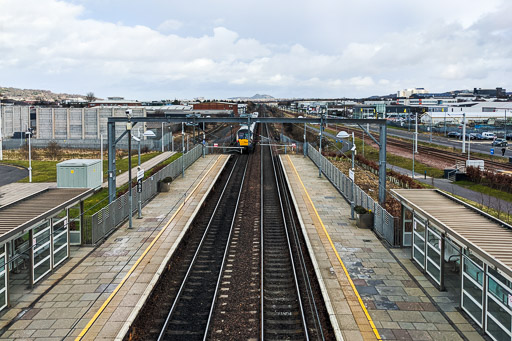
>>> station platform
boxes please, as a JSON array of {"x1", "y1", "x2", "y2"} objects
[
  {"x1": 281, "y1": 155, "x2": 484, "y2": 341},
  {"x1": 0, "y1": 154, "x2": 229, "y2": 340},
  {"x1": 0, "y1": 153, "x2": 487, "y2": 341}
]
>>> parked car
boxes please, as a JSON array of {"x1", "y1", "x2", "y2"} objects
[
  {"x1": 505, "y1": 133, "x2": 512, "y2": 140},
  {"x1": 447, "y1": 131, "x2": 461, "y2": 138},
  {"x1": 470, "y1": 133, "x2": 483, "y2": 140},
  {"x1": 482, "y1": 132, "x2": 496, "y2": 140},
  {"x1": 492, "y1": 138, "x2": 508, "y2": 147}
]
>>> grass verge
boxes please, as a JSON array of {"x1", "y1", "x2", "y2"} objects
[{"x1": 83, "y1": 152, "x2": 182, "y2": 215}]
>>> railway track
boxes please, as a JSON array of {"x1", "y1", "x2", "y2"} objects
[
  {"x1": 156, "y1": 154, "x2": 248, "y2": 340},
  {"x1": 337, "y1": 125, "x2": 512, "y2": 172},
  {"x1": 261, "y1": 123, "x2": 333, "y2": 340},
  {"x1": 206, "y1": 126, "x2": 262, "y2": 340},
  {"x1": 127, "y1": 113, "x2": 333, "y2": 340}
]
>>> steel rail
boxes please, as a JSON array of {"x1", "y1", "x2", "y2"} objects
[
  {"x1": 202, "y1": 159, "x2": 249, "y2": 340},
  {"x1": 260, "y1": 123, "x2": 309, "y2": 340},
  {"x1": 276, "y1": 153, "x2": 326, "y2": 340},
  {"x1": 157, "y1": 155, "x2": 241, "y2": 341}
]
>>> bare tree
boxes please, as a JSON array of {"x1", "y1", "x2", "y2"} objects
[{"x1": 86, "y1": 92, "x2": 96, "y2": 102}]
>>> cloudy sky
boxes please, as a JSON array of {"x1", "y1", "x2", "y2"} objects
[{"x1": 0, "y1": 0, "x2": 511, "y2": 100}]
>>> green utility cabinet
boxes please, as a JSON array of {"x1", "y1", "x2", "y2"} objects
[{"x1": 57, "y1": 159, "x2": 102, "y2": 189}]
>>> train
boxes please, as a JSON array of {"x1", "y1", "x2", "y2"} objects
[{"x1": 235, "y1": 112, "x2": 258, "y2": 152}]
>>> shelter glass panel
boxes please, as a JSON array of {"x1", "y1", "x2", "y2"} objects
[
  {"x1": 464, "y1": 256, "x2": 484, "y2": 285},
  {"x1": 68, "y1": 205, "x2": 81, "y2": 245},
  {"x1": 34, "y1": 258, "x2": 51, "y2": 283},
  {"x1": 487, "y1": 316, "x2": 511, "y2": 341},
  {"x1": 413, "y1": 218, "x2": 426, "y2": 269},
  {"x1": 52, "y1": 214, "x2": 69, "y2": 267},
  {"x1": 413, "y1": 248, "x2": 425, "y2": 268},
  {"x1": 463, "y1": 292, "x2": 482, "y2": 325},
  {"x1": 0, "y1": 245, "x2": 6, "y2": 311},
  {"x1": 427, "y1": 260, "x2": 440, "y2": 284},
  {"x1": 33, "y1": 221, "x2": 51, "y2": 284},
  {"x1": 462, "y1": 255, "x2": 483, "y2": 326},
  {"x1": 487, "y1": 296, "x2": 511, "y2": 332}
]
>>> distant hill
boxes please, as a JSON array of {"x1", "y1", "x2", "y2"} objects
[
  {"x1": 0, "y1": 86, "x2": 86, "y2": 102},
  {"x1": 228, "y1": 94, "x2": 275, "y2": 100}
]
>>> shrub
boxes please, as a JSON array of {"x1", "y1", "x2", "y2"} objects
[
  {"x1": 46, "y1": 140, "x2": 62, "y2": 159},
  {"x1": 20, "y1": 142, "x2": 39, "y2": 160}
]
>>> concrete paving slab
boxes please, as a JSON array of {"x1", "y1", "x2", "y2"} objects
[
  {"x1": 281, "y1": 155, "x2": 485, "y2": 341},
  {"x1": 0, "y1": 154, "x2": 228, "y2": 341}
]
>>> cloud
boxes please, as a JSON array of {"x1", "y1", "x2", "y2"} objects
[
  {"x1": 0, "y1": 0, "x2": 511, "y2": 99},
  {"x1": 157, "y1": 19, "x2": 183, "y2": 32}
]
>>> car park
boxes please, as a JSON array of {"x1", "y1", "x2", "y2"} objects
[{"x1": 491, "y1": 138, "x2": 508, "y2": 147}]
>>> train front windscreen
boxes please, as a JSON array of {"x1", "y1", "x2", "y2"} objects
[{"x1": 238, "y1": 129, "x2": 249, "y2": 146}]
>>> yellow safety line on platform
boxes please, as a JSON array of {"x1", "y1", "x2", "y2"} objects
[
  {"x1": 76, "y1": 156, "x2": 223, "y2": 340},
  {"x1": 286, "y1": 155, "x2": 382, "y2": 341}
]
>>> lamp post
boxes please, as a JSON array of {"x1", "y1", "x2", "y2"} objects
[
  {"x1": 415, "y1": 112, "x2": 418, "y2": 154},
  {"x1": 351, "y1": 132, "x2": 356, "y2": 219},
  {"x1": 126, "y1": 113, "x2": 133, "y2": 229},
  {"x1": 161, "y1": 122, "x2": 164, "y2": 152},
  {"x1": 303, "y1": 121, "x2": 306, "y2": 157},
  {"x1": 318, "y1": 113, "x2": 323, "y2": 177},
  {"x1": 133, "y1": 129, "x2": 155, "y2": 219},
  {"x1": 505, "y1": 109, "x2": 508, "y2": 142},
  {"x1": 0, "y1": 101, "x2": 3, "y2": 161},
  {"x1": 182, "y1": 122, "x2": 185, "y2": 177},
  {"x1": 25, "y1": 130, "x2": 32, "y2": 182}
]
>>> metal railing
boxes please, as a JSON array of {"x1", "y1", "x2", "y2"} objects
[
  {"x1": 307, "y1": 143, "x2": 397, "y2": 246},
  {"x1": 83, "y1": 145, "x2": 203, "y2": 245}
]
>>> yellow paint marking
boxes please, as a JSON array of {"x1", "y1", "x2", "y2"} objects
[
  {"x1": 76, "y1": 156, "x2": 224, "y2": 340},
  {"x1": 286, "y1": 155, "x2": 382, "y2": 340}
]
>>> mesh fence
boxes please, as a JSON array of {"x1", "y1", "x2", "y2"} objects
[
  {"x1": 83, "y1": 145, "x2": 203, "y2": 245},
  {"x1": 307, "y1": 143, "x2": 397, "y2": 246}
]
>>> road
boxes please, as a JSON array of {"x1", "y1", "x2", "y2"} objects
[
  {"x1": 101, "y1": 151, "x2": 176, "y2": 188},
  {"x1": 0, "y1": 164, "x2": 29, "y2": 186}
]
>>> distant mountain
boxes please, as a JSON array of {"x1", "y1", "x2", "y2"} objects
[{"x1": 228, "y1": 94, "x2": 275, "y2": 100}]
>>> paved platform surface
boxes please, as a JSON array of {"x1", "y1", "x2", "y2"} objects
[
  {"x1": 101, "y1": 151, "x2": 176, "y2": 188},
  {"x1": 0, "y1": 154, "x2": 227, "y2": 341},
  {"x1": 282, "y1": 155, "x2": 485, "y2": 341}
]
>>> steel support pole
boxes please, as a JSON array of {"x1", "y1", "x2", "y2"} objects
[
  {"x1": 108, "y1": 121, "x2": 116, "y2": 203},
  {"x1": 28, "y1": 133, "x2": 32, "y2": 183},
  {"x1": 161, "y1": 122, "x2": 164, "y2": 152},
  {"x1": 128, "y1": 122, "x2": 133, "y2": 229},
  {"x1": 415, "y1": 112, "x2": 418, "y2": 154},
  {"x1": 303, "y1": 123, "x2": 306, "y2": 157},
  {"x1": 137, "y1": 134, "x2": 142, "y2": 219},
  {"x1": 412, "y1": 136, "x2": 415, "y2": 179},
  {"x1": 0, "y1": 103, "x2": 3, "y2": 161},
  {"x1": 182, "y1": 122, "x2": 185, "y2": 177},
  {"x1": 462, "y1": 113, "x2": 466, "y2": 153},
  {"x1": 202, "y1": 132, "x2": 205, "y2": 158},
  {"x1": 318, "y1": 114, "x2": 323, "y2": 177},
  {"x1": 351, "y1": 132, "x2": 355, "y2": 220},
  {"x1": 379, "y1": 124, "x2": 387, "y2": 204},
  {"x1": 100, "y1": 134, "x2": 103, "y2": 175}
]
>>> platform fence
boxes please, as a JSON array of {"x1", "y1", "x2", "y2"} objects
[
  {"x1": 83, "y1": 145, "x2": 203, "y2": 245},
  {"x1": 307, "y1": 143, "x2": 397, "y2": 246}
]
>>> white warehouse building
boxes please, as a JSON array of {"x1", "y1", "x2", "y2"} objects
[{"x1": 420, "y1": 112, "x2": 510, "y2": 125}]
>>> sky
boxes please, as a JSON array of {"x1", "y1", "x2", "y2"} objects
[{"x1": 0, "y1": 0, "x2": 511, "y2": 100}]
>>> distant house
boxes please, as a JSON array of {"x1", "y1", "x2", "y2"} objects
[
  {"x1": 88, "y1": 97, "x2": 141, "y2": 107},
  {"x1": 192, "y1": 102, "x2": 238, "y2": 115}
]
